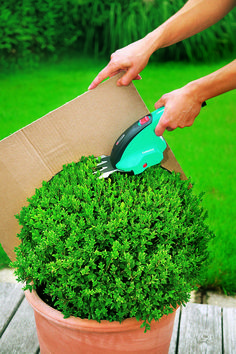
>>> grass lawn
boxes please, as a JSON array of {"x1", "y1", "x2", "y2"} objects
[{"x1": 0, "y1": 56, "x2": 235, "y2": 293}]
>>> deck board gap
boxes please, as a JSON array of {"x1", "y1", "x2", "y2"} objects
[
  {"x1": 221, "y1": 308, "x2": 224, "y2": 354},
  {"x1": 0, "y1": 292, "x2": 24, "y2": 338},
  {"x1": 175, "y1": 306, "x2": 182, "y2": 354}
]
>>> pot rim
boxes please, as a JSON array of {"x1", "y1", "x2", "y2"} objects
[{"x1": 25, "y1": 288, "x2": 177, "y2": 333}]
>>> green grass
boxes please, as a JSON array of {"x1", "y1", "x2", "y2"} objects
[
  {"x1": 0, "y1": 244, "x2": 10, "y2": 269},
  {"x1": 0, "y1": 56, "x2": 235, "y2": 293},
  {"x1": 0, "y1": 57, "x2": 105, "y2": 139}
]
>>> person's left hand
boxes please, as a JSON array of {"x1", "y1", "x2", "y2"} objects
[
  {"x1": 88, "y1": 37, "x2": 152, "y2": 89},
  {"x1": 154, "y1": 85, "x2": 203, "y2": 136}
]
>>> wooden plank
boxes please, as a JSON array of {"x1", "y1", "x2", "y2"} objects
[
  {"x1": 178, "y1": 303, "x2": 222, "y2": 354},
  {"x1": 169, "y1": 306, "x2": 181, "y2": 354},
  {"x1": 3, "y1": 283, "x2": 236, "y2": 354},
  {"x1": 223, "y1": 307, "x2": 236, "y2": 354},
  {"x1": 0, "y1": 282, "x2": 24, "y2": 336},
  {"x1": 1, "y1": 297, "x2": 39, "y2": 354}
]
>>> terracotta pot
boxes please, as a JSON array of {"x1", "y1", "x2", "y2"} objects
[{"x1": 25, "y1": 289, "x2": 177, "y2": 354}]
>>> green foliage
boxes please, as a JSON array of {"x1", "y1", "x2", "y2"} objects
[
  {"x1": 0, "y1": 244, "x2": 10, "y2": 269},
  {"x1": 0, "y1": 0, "x2": 83, "y2": 68},
  {"x1": 0, "y1": 0, "x2": 235, "y2": 68},
  {"x1": 12, "y1": 156, "x2": 214, "y2": 331}
]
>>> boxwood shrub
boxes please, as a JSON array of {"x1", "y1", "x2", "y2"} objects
[{"x1": 13, "y1": 156, "x2": 214, "y2": 331}]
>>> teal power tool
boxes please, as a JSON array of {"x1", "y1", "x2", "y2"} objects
[{"x1": 97, "y1": 107, "x2": 166, "y2": 178}]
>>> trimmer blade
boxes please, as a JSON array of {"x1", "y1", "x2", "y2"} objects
[{"x1": 96, "y1": 155, "x2": 120, "y2": 179}]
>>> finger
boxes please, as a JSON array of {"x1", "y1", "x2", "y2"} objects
[
  {"x1": 88, "y1": 63, "x2": 116, "y2": 90},
  {"x1": 154, "y1": 114, "x2": 169, "y2": 136},
  {"x1": 112, "y1": 71, "x2": 141, "y2": 83},
  {"x1": 155, "y1": 121, "x2": 167, "y2": 136},
  {"x1": 153, "y1": 96, "x2": 167, "y2": 136},
  {"x1": 135, "y1": 74, "x2": 142, "y2": 80},
  {"x1": 154, "y1": 96, "x2": 166, "y2": 110},
  {"x1": 117, "y1": 68, "x2": 140, "y2": 86},
  {"x1": 109, "y1": 69, "x2": 124, "y2": 78}
]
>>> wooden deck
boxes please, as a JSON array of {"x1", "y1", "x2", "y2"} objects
[{"x1": 1, "y1": 282, "x2": 236, "y2": 353}]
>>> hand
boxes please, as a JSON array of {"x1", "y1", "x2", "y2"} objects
[
  {"x1": 154, "y1": 85, "x2": 203, "y2": 136},
  {"x1": 88, "y1": 38, "x2": 152, "y2": 89}
]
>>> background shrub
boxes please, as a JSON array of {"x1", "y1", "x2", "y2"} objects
[{"x1": 1, "y1": 0, "x2": 235, "y2": 68}]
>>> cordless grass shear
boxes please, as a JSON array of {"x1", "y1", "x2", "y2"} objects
[{"x1": 97, "y1": 107, "x2": 166, "y2": 178}]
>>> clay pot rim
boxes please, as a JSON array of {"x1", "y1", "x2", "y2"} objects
[
  {"x1": 25, "y1": 288, "x2": 177, "y2": 333},
  {"x1": 25, "y1": 288, "x2": 146, "y2": 332}
]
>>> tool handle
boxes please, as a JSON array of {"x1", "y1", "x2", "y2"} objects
[
  {"x1": 110, "y1": 107, "x2": 164, "y2": 168},
  {"x1": 150, "y1": 101, "x2": 206, "y2": 125},
  {"x1": 110, "y1": 101, "x2": 206, "y2": 171},
  {"x1": 142, "y1": 100, "x2": 206, "y2": 133}
]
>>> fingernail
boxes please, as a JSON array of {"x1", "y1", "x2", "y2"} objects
[{"x1": 155, "y1": 129, "x2": 161, "y2": 137}]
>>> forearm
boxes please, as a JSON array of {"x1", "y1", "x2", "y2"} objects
[
  {"x1": 154, "y1": 60, "x2": 236, "y2": 135},
  {"x1": 186, "y1": 60, "x2": 236, "y2": 102},
  {"x1": 145, "y1": 0, "x2": 236, "y2": 54},
  {"x1": 89, "y1": 0, "x2": 235, "y2": 89}
]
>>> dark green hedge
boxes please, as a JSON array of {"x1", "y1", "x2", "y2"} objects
[{"x1": 1, "y1": 0, "x2": 235, "y2": 68}]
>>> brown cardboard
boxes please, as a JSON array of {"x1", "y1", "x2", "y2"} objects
[{"x1": 0, "y1": 73, "x2": 186, "y2": 261}]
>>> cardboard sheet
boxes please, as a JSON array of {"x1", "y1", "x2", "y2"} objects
[{"x1": 0, "y1": 73, "x2": 186, "y2": 261}]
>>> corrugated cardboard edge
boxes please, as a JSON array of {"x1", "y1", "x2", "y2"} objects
[
  {"x1": 0, "y1": 73, "x2": 186, "y2": 261},
  {"x1": 161, "y1": 145, "x2": 187, "y2": 180}
]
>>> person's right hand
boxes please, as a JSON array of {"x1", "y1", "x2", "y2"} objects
[
  {"x1": 88, "y1": 38, "x2": 152, "y2": 90},
  {"x1": 154, "y1": 85, "x2": 203, "y2": 136}
]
